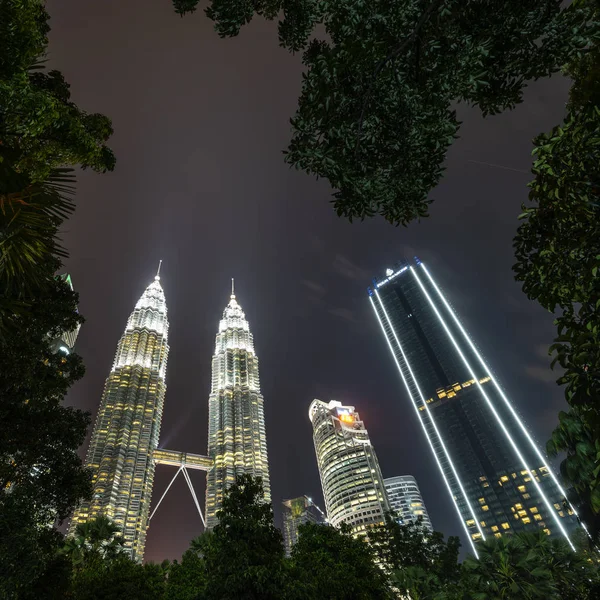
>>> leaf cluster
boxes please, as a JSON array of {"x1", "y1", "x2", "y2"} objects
[
  {"x1": 0, "y1": 1, "x2": 115, "y2": 182},
  {"x1": 513, "y1": 5, "x2": 600, "y2": 542},
  {"x1": 370, "y1": 514, "x2": 461, "y2": 599},
  {"x1": 461, "y1": 531, "x2": 600, "y2": 600},
  {"x1": 0, "y1": 0, "x2": 115, "y2": 326},
  {"x1": 173, "y1": 0, "x2": 596, "y2": 224}
]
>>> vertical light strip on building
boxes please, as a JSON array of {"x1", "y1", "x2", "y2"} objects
[
  {"x1": 409, "y1": 266, "x2": 575, "y2": 550},
  {"x1": 419, "y1": 263, "x2": 587, "y2": 538},
  {"x1": 369, "y1": 294, "x2": 482, "y2": 554}
]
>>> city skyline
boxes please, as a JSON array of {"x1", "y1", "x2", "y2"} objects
[
  {"x1": 53, "y1": 0, "x2": 576, "y2": 563},
  {"x1": 369, "y1": 258, "x2": 579, "y2": 554},
  {"x1": 63, "y1": 259, "x2": 581, "y2": 560}
]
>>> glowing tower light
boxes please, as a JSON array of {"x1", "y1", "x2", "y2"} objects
[{"x1": 368, "y1": 259, "x2": 579, "y2": 550}]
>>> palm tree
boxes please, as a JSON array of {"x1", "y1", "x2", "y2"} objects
[
  {"x1": 62, "y1": 515, "x2": 125, "y2": 567},
  {"x1": 462, "y1": 533, "x2": 555, "y2": 600},
  {"x1": 0, "y1": 161, "x2": 76, "y2": 328},
  {"x1": 462, "y1": 531, "x2": 600, "y2": 600}
]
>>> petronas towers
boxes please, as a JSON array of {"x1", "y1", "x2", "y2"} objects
[
  {"x1": 206, "y1": 284, "x2": 271, "y2": 528},
  {"x1": 69, "y1": 271, "x2": 270, "y2": 561},
  {"x1": 69, "y1": 271, "x2": 169, "y2": 559}
]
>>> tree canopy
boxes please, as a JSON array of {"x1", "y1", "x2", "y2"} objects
[
  {"x1": 369, "y1": 515, "x2": 461, "y2": 599},
  {"x1": 173, "y1": 0, "x2": 595, "y2": 224},
  {"x1": 0, "y1": 0, "x2": 116, "y2": 324},
  {"x1": 461, "y1": 530, "x2": 600, "y2": 600},
  {"x1": 513, "y1": 0, "x2": 600, "y2": 544}
]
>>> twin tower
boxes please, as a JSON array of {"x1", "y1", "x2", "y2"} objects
[{"x1": 68, "y1": 273, "x2": 270, "y2": 561}]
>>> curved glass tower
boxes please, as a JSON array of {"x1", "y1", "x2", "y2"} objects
[
  {"x1": 368, "y1": 258, "x2": 579, "y2": 554},
  {"x1": 68, "y1": 272, "x2": 169, "y2": 561},
  {"x1": 309, "y1": 399, "x2": 389, "y2": 538},
  {"x1": 205, "y1": 285, "x2": 271, "y2": 528},
  {"x1": 384, "y1": 475, "x2": 432, "y2": 532}
]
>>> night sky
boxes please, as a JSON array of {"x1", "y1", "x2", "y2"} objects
[{"x1": 47, "y1": 1, "x2": 571, "y2": 563}]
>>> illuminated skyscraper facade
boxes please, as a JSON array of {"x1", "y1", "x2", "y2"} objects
[
  {"x1": 205, "y1": 286, "x2": 271, "y2": 529},
  {"x1": 384, "y1": 475, "x2": 432, "y2": 532},
  {"x1": 369, "y1": 258, "x2": 579, "y2": 553},
  {"x1": 69, "y1": 272, "x2": 169, "y2": 561},
  {"x1": 309, "y1": 399, "x2": 389, "y2": 538},
  {"x1": 282, "y1": 495, "x2": 327, "y2": 556},
  {"x1": 50, "y1": 273, "x2": 81, "y2": 353}
]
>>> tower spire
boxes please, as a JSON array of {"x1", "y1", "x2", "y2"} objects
[
  {"x1": 156, "y1": 259, "x2": 162, "y2": 280},
  {"x1": 231, "y1": 277, "x2": 235, "y2": 298}
]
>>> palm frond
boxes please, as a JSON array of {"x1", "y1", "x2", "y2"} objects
[{"x1": 0, "y1": 167, "x2": 76, "y2": 295}]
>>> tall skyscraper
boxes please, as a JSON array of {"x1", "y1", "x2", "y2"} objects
[
  {"x1": 51, "y1": 273, "x2": 81, "y2": 353},
  {"x1": 69, "y1": 269, "x2": 169, "y2": 561},
  {"x1": 205, "y1": 283, "x2": 271, "y2": 529},
  {"x1": 384, "y1": 475, "x2": 432, "y2": 532},
  {"x1": 282, "y1": 495, "x2": 327, "y2": 556},
  {"x1": 369, "y1": 258, "x2": 579, "y2": 553},
  {"x1": 309, "y1": 399, "x2": 389, "y2": 538}
]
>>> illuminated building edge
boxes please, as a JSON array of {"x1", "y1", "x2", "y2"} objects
[{"x1": 369, "y1": 260, "x2": 579, "y2": 552}]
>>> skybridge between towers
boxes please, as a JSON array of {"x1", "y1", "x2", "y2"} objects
[{"x1": 150, "y1": 449, "x2": 213, "y2": 528}]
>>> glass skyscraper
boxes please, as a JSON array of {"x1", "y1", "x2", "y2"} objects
[
  {"x1": 69, "y1": 270, "x2": 169, "y2": 561},
  {"x1": 50, "y1": 273, "x2": 81, "y2": 353},
  {"x1": 369, "y1": 258, "x2": 579, "y2": 553},
  {"x1": 205, "y1": 284, "x2": 271, "y2": 529},
  {"x1": 384, "y1": 475, "x2": 432, "y2": 532},
  {"x1": 309, "y1": 399, "x2": 389, "y2": 538},
  {"x1": 282, "y1": 495, "x2": 327, "y2": 556}
]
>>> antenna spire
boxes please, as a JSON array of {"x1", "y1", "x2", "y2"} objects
[
  {"x1": 156, "y1": 259, "x2": 162, "y2": 280},
  {"x1": 231, "y1": 277, "x2": 235, "y2": 297}
]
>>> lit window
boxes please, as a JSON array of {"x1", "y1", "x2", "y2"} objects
[
  {"x1": 501, "y1": 523, "x2": 510, "y2": 530},
  {"x1": 522, "y1": 517, "x2": 531, "y2": 524},
  {"x1": 491, "y1": 526, "x2": 499, "y2": 532},
  {"x1": 481, "y1": 505, "x2": 489, "y2": 511}
]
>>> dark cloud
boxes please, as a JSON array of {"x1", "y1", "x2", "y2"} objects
[
  {"x1": 327, "y1": 307, "x2": 361, "y2": 324},
  {"x1": 301, "y1": 279, "x2": 326, "y2": 296},
  {"x1": 332, "y1": 254, "x2": 370, "y2": 282}
]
